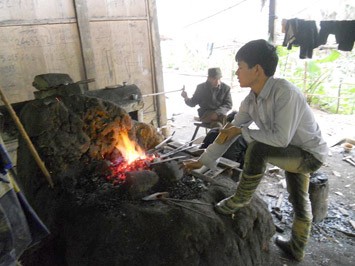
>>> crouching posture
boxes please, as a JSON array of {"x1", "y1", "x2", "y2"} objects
[{"x1": 183, "y1": 39, "x2": 328, "y2": 261}]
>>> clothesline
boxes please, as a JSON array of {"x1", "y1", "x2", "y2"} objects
[{"x1": 282, "y1": 18, "x2": 355, "y2": 59}]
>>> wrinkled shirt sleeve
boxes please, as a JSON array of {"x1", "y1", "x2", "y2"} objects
[{"x1": 244, "y1": 88, "x2": 304, "y2": 147}]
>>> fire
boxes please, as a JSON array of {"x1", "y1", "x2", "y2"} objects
[
  {"x1": 115, "y1": 130, "x2": 146, "y2": 164},
  {"x1": 107, "y1": 130, "x2": 155, "y2": 184}
]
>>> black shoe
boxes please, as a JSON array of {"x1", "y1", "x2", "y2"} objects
[{"x1": 275, "y1": 236, "x2": 304, "y2": 262}]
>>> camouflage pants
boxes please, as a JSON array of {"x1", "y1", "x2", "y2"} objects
[{"x1": 236, "y1": 141, "x2": 323, "y2": 258}]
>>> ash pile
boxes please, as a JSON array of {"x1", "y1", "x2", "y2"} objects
[{"x1": 17, "y1": 94, "x2": 275, "y2": 266}]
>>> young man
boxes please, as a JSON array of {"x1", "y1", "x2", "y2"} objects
[
  {"x1": 183, "y1": 39, "x2": 328, "y2": 261},
  {"x1": 181, "y1": 67, "x2": 232, "y2": 127}
]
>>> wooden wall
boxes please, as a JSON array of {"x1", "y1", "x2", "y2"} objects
[{"x1": 0, "y1": 0, "x2": 166, "y2": 127}]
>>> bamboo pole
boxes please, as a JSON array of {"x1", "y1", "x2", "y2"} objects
[{"x1": 0, "y1": 87, "x2": 54, "y2": 188}]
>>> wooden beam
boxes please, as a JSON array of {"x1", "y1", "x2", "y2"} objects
[
  {"x1": 0, "y1": 18, "x2": 77, "y2": 27},
  {"x1": 146, "y1": 0, "x2": 168, "y2": 135},
  {"x1": 73, "y1": 0, "x2": 97, "y2": 90},
  {"x1": 89, "y1": 17, "x2": 148, "y2": 22}
]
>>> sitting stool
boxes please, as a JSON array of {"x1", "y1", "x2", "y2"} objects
[{"x1": 190, "y1": 122, "x2": 215, "y2": 145}]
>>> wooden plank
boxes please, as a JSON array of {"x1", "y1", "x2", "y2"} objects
[
  {"x1": 0, "y1": 0, "x2": 83, "y2": 103},
  {"x1": 219, "y1": 157, "x2": 240, "y2": 169},
  {"x1": 89, "y1": 17, "x2": 147, "y2": 22},
  {"x1": 0, "y1": 18, "x2": 77, "y2": 27},
  {"x1": 0, "y1": 0, "x2": 76, "y2": 23},
  {"x1": 89, "y1": 20, "x2": 152, "y2": 92},
  {"x1": 0, "y1": 0, "x2": 165, "y2": 129},
  {"x1": 0, "y1": 24, "x2": 84, "y2": 103},
  {"x1": 86, "y1": 0, "x2": 147, "y2": 18}
]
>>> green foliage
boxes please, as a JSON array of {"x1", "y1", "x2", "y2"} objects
[
  {"x1": 315, "y1": 50, "x2": 341, "y2": 63},
  {"x1": 277, "y1": 46, "x2": 355, "y2": 114}
]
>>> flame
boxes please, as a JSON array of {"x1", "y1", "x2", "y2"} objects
[
  {"x1": 107, "y1": 130, "x2": 155, "y2": 184},
  {"x1": 115, "y1": 130, "x2": 146, "y2": 163}
]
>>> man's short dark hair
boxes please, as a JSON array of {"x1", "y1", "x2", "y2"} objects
[{"x1": 235, "y1": 39, "x2": 278, "y2": 77}]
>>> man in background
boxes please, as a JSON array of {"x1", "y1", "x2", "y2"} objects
[{"x1": 181, "y1": 67, "x2": 232, "y2": 128}]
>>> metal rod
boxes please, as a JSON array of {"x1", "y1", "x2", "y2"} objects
[
  {"x1": 146, "y1": 132, "x2": 176, "y2": 154},
  {"x1": 150, "y1": 156, "x2": 187, "y2": 165},
  {"x1": 159, "y1": 144, "x2": 197, "y2": 159},
  {"x1": 154, "y1": 131, "x2": 175, "y2": 149},
  {"x1": 142, "y1": 88, "x2": 184, "y2": 97}
]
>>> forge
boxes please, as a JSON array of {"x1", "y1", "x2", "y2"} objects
[{"x1": 16, "y1": 86, "x2": 275, "y2": 266}]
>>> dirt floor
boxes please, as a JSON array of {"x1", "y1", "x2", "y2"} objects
[{"x1": 162, "y1": 73, "x2": 355, "y2": 265}]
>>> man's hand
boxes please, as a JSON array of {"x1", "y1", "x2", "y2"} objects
[
  {"x1": 181, "y1": 90, "x2": 188, "y2": 99},
  {"x1": 181, "y1": 159, "x2": 203, "y2": 172},
  {"x1": 215, "y1": 126, "x2": 242, "y2": 144}
]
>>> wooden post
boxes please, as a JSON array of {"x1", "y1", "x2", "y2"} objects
[
  {"x1": 0, "y1": 88, "x2": 54, "y2": 188},
  {"x1": 146, "y1": 0, "x2": 168, "y2": 135},
  {"x1": 336, "y1": 80, "x2": 342, "y2": 114},
  {"x1": 303, "y1": 61, "x2": 308, "y2": 92},
  {"x1": 73, "y1": 0, "x2": 97, "y2": 91},
  {"x1": 268, "y1": 0, "x2": 276, "y2": 42},
  {"x1": 309, "y1": 173, "x2": 329, "y2": 223}
]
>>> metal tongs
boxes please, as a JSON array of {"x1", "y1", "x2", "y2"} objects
[
  {"x1": 159, "y1": 139, "x2": 199, "y2": 159},
  {"x1": 149, "y1": 155, "x2": 187, "y2": 166},
  {"x1": 147, "y1": 131, "x2": 176, "y2": 154}
]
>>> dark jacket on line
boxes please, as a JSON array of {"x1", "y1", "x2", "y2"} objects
[{"x1": 318, "y1": 20, "x2": 355, "y2": 51}]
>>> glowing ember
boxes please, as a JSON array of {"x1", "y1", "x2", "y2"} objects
[{"x1": 107, "y1": 130, "x2": 156, "y2": 184}]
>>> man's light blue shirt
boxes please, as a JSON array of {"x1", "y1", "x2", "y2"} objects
[{"x1": 200, "y1": 77, "x2": 328, "y2": 169}]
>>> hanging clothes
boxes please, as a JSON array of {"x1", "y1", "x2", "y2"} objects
[
  {"x1": 283, "y1": 18, "x2": 319, "y2": 59},
  {"x1": 318, "y1": 20, "x2": 355, "y2": 51}
]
